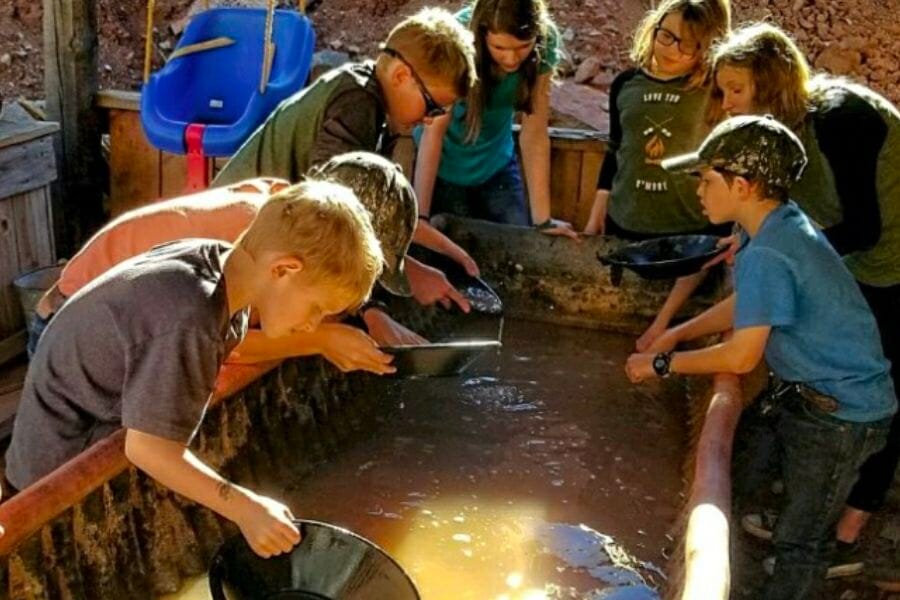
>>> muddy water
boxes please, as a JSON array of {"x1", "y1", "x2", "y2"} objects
[{"x1": 164, "y1": 320, "x2": 687, "y2": 599}]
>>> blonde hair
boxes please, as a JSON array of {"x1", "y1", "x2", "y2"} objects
[
  {"x1": 631, "y1": 0, "x2": 731, "y2": 89},
  {"x1": 708, "y1": 23, "x2": 813, "y2": 129},
  {"x1": 382, "y1": 7, "x2": 478, "y2": 99},
  {"x1": 237, "y1": 180, "x2": 384, "y2": 310}
]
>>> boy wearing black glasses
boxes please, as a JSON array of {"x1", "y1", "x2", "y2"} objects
[{"x1": 214, "y1": 7, "x2": 476, "y2": 187}]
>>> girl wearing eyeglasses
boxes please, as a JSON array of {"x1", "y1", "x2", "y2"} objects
[
  {"x1": 413, "y1": 0, "x2": 578, "y2": 273},
  {"x1": 581, "y1": 0, "x2": 731, "y2": 351}
]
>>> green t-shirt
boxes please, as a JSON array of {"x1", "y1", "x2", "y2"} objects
[
  {"x1": 213, "y1": 61, "x2": 388, "y2": 186},
  {"x1": 414, "y1": 7, "x2": 561, "y2": 187},
  {"x1": 606, "y1": 69, "x2": 712, "y2": 234}
]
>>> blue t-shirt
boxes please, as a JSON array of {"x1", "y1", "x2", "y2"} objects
[
  {"x1": 413, "y1": 6, "x2": 561, "y2": 186},
  {"x1": 733, "y1": 202, "x2": 896, "y2": 422}
]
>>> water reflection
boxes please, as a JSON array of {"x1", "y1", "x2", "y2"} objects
[{"x1": 163, "y1": 322, "x2": 681, "y2": 600}]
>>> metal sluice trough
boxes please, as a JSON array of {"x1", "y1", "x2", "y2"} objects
[{"x1": 0, "y1": 217, "x2": 735, "y2": 600}]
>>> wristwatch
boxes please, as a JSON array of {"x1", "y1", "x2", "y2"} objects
[
  {"x1": 535, "y1": 219, "x2": 555, "y2": 230},
  {"x1": 652, "y1": 351, "x2": 674, "y2": 378}
]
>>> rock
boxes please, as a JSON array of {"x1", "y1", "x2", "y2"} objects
[
  {"x1": 550, "y1": 79, "x2": 611, "y2": 132},
  {"x1": 347, "y1": 44, "x2": 361, "y2": 56},
  {"x1": 0, "y1": 54, "x2": 11, "y2": 67},
  {"x1": 310, "y1": 50, "x2": 351, "y2": 82},
  {"x1": 574, "y1": 57, "x2": 603, "y2": 84},
  {"x1": 159, "y1": 39, "x2": 172, "y2": 51},
  {"x1": 815, "y1": 45, "x2": 862, "y2": 75},
  {"x1": 555, "y1": 49, "x2": 577, "y2": 78},
  {"x1": 562, "y1": 27, "x2": 576, "y2": 43},
  {"x1": 329, "y1": 39, "x2": 344, "y2": 51},
  {"x1": 591, "y1": 70, "x2": 617, "y2": 88}
]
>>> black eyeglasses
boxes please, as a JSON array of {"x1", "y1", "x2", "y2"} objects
[
  {"x1": 382, "y1": 47, "x2": 449, "y2": 118},
  {"x1": 654, "y1": 26, "x2": 700, "y2": 58}
]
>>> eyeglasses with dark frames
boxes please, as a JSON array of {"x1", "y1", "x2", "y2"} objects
[
  {"x1": 382, "y1": 47, "x2": 449, "y2": 118},
  {"x1": 654, "y1": 25, "x2": 700, "y2": 58}
]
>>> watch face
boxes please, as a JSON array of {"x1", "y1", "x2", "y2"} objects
[{"x1": 653, "y1": 355, "x2": 669, "y2": 375}]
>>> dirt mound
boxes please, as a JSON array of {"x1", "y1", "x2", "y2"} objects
[{"x1": 1, "y1": 0, "x2": 898, "y2": 119}]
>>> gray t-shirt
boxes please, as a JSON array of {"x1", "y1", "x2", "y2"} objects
[{"x1": 5, "y1": 239, "x2": 249, "y2": 490}]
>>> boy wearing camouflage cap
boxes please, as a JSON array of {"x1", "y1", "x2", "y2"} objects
[
  {"x1": 29, "y1": 152, "x2": 466, "y2": 371},
  {"x1": 624, "y1": 115, "x2": 896, "y2": 599}
]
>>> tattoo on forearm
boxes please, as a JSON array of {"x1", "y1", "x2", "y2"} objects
[{"x1": 217, "y1": 480, "x2": 235, "y2": 501}]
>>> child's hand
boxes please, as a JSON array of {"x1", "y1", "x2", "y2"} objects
[
  {"x1": 636, "y1": 319, "x2": 669, "y2": 352},
  {"x1": 234, "y1": 492, "x2": 301, "y2": 558},
  {"x1": 363, "y1": 309, "x2": 429, "y2": 346},
  {"x1": 537, "y1": 218, "x2": 580, "y2": 240},
  {"x1": 454, "y1": 251, "x2": 480, "y2": 278},
  {"x1": 583, "y1": 190, "x2": 609, "y2": 236},
  {"x1": 318, "y1": 323, "x2": 395, "y2": 374},
  {"x1": 646, "y1": 328, "x2": 680, "y2": 354},
  {"x1": 703, "y1": 234, "x2": 740, "y2": 269},
  {"x1": 625, "y1": 353, "x2": 656, "y2": 383},
  {"x1": 408, "y1": 261, "x2": 471, "y2": 312}
]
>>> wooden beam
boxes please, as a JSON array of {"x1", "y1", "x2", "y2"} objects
[
  {"x1": 43, "y1": 0, "x2": 106, "y2": 255},
  {"x1": 0, "y1": 330, "x2": 27, "y2": 366}
]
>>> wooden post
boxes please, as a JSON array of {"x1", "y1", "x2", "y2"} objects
[{"x1": 43, "y1": 0, "x2": 106, "y2": 255}]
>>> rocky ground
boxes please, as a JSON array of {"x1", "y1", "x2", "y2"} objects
[{"x1": 1, "y1": 0, "x2": 898, "y2": 129}]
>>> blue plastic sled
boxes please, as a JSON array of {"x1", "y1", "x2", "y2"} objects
[{"x1": 141, "y1": 7, "x2": 315, "y2": 157}]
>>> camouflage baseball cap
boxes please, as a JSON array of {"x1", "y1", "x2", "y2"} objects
[
  {"x1": 310, "y1": 152, "x2": 416, "y2": 297},
  {"x1": 661, "y1": 115, "x2": 808, "y2": 191}
]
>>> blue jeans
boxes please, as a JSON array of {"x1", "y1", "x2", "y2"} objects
[
  {"x1": 761, "y1": 389, "x2": 890, "y2": 599},
  {"x1": 431, "y1": 159, "x2": 529, "y2": 226},
  {"x1": 26, "y1": 313, "x2": 53, "y2": 359}
]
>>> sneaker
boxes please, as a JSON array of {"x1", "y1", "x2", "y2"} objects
[
  {"x1": 742, "y1": 510, "x2": 777, "y2": 541},
  {"x1": 828, "y1": 541, "x2": 865, "y2": 578},
  {"x1": 762, "y1": 542, "x2": 864, "y2": 579}
]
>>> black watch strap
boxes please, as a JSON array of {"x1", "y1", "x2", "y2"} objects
[{"x1": 652, "y1": 351, "x2": 674, "y2": 378}]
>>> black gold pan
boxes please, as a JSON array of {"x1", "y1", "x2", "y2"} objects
[
  {"x1": 382, "y1": 340, "x2": 502, "y2": 378},
  {"x1": 597, "y1": 234, "x2": 728, "y2": 283}
]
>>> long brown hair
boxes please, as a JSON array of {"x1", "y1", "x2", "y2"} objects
[
  {"x1": 630, "y1": 0, "x2": 731, "y2": 89},
  {"x1": 708, "y1": 23, "x2": 813, "y2": 129},
  {"x1": 463, "y1": 0, "x2": 554, "y2": 142}
]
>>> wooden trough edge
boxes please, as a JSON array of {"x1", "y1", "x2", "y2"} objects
[{"x1": 0, "y1": 361, "x2": 279, "y2": 557}]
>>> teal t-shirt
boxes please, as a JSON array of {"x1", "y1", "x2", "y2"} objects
[{"x1": 413, "y1": 7, "x2": 561, "y2": 186}]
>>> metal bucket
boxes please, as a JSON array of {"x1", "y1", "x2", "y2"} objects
[{"x1": 12, "y1": 265, "x2": 63, "y2": 324}]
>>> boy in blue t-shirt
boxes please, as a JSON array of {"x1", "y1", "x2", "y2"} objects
[{"x1": 623, "y1": 115, "x2": 896, "y2": 599}]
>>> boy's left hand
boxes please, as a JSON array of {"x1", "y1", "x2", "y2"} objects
[{"x1": 625, "y1": 353, "x2": 656, "y2": 383}]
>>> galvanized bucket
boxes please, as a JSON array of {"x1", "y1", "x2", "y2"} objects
[{"x1": 12, "y1": 265, "x2": 63, "y2": 324}]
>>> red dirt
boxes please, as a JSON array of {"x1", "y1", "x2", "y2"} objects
[{"x1": 1, "y1": 0, "x2": 898, "y2": 111}]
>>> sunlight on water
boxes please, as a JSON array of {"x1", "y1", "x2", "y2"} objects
[{"x1": 163, "y1": 498, "x2": 658, "y2": 600}]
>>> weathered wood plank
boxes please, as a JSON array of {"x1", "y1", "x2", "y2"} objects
[
  {"x1": 0, "y1": 137, "x2": 57, "y2": 200},
  {"x1": 43, "y1": 0, "x2": 106, "y2": 252},
  {"x1": 94, "y1": 90, "x2": 141, "y2": 112},
  {"x1": 550, "y1": 148, "x2": 583, "y2": 226},
  {"x1": 160, "y1": 151, "x2": 194, "y2": 200},
  {"x1": 27, "y1": 188, "x2": 56, "y2": 265},
  {"x1": 0, "y1": 104, "x2": 59, "y2": 151},
  {"x1": 0, "y1": 200, "x2": 24, "y2": 338},
  {"x1": 575, "y1": 149, "x2": 605, "y2": 230},
  {"x1": 11, "y1": 191, "x2": 54, "y2": 274},
  {"x1": 108, "y1": 110, "x2": 161, "y2": 217},
  {"x1": 0, "y1": 330, "x2": 27, "y2": 366}
]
